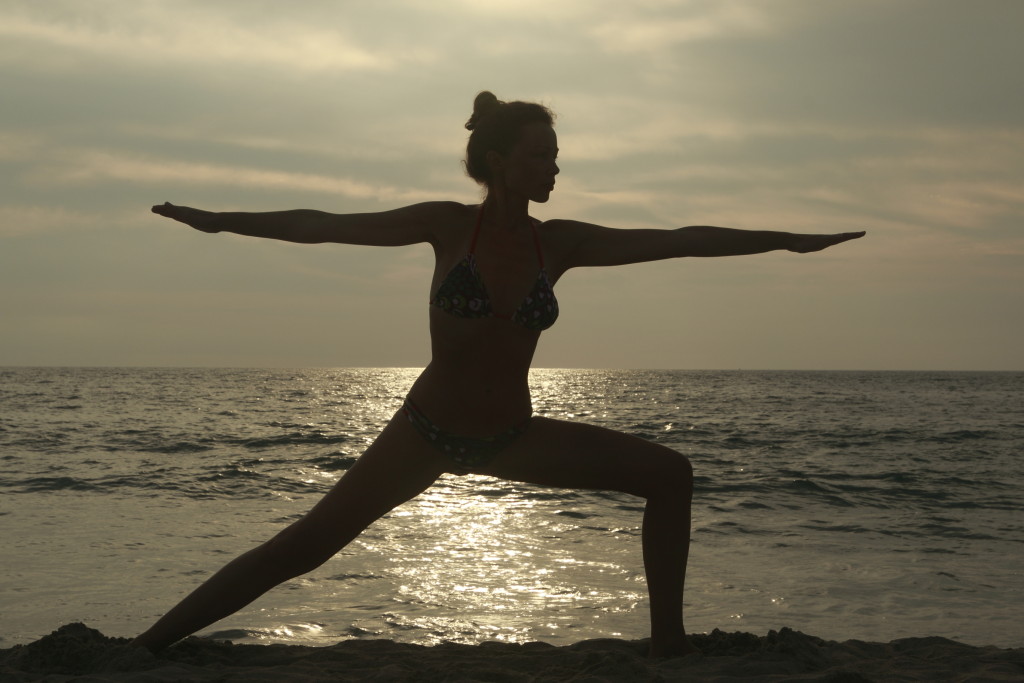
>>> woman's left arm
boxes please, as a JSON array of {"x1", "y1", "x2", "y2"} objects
[{"x1": 551, "y1": 220, "x2": 865, "y2": 268}]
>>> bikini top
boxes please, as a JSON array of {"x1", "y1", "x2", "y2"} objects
[{"x1": 430, "y1": 209, "x2": 559, "y2": 331}]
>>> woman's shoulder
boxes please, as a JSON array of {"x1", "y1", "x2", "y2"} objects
[
  {"x1": 534, "y1": 217, "x2": 594, "y2": 249},
  {"x1": 390, "y1": 201, "x2": 473, "y2": 237},
  {"x1": 402, "y1": 200, "x2": 474, "y2": 221},
  {"x1": 412, "y1": 201, "x2": 478, "y2": 251},
  {"x1": 411, "y1": 201, "x2": 483, "y2": 228}
]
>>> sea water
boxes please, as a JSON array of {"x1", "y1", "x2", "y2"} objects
[{"x1": 1, "y1": 368, "x2": 1021, "y2": 649}]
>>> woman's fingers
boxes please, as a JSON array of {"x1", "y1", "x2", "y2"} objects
[{"x1": 790, "y1": 231, "x2": 865, "y2": 253}]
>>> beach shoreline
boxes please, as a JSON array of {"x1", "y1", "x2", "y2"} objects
[{"x1": 2, "y1": 623, "x2": 1021, "y2": 682}]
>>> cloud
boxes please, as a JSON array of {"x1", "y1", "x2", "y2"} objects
[
  {"x1": 31, "y1": 149, "x2": 444, "y2": 204},
  {"x1": 0, "y1": 2, "x2": 432, "y2": 73},
  {"x1": 682, "y1": 0, "x2": 1024, "y2": 128},
  {"x1": 0, "y1": 205, "x2": 107, "y2": 237},
  {"x1": 588, "y1": 1, "x2": 772, "y2": 53},
  {"x1": 886, "y1": 180, "x2": 1024, "y2": 233},
  {"x1": 0, "y1": 132, "x2": 43, "y2": 160}
]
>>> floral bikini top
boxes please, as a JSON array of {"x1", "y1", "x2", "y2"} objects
[{"x1": 430, "y1": 208, "x2": 559, "y2": 331}]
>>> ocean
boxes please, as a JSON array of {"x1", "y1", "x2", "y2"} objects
[{"x1": 1, "y1": 367, "x2": 1021, "y2": 650}]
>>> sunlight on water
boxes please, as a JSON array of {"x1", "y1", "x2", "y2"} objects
[{"x1": 314, "y1": 474, "x2": 650, "y2": 646}]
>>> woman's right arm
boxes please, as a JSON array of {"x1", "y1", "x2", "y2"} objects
[{"x1": 151, "y1": 201, "x2": 461, "y2": 247}]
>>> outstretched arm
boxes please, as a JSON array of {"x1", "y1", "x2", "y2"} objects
[
  {"x1": 151, "y1": 201, "x2": 462, "y2": 247},
  {"x1": 552, "y1": 220, "x2": 865, "y2": 269},
  {"x1": 674, "y1": 225, "x2": 865, "y2": 256}
]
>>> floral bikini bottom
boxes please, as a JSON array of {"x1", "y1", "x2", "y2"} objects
[{"x1": 401, "y1": 396, "x2": 530, "y2": 473}]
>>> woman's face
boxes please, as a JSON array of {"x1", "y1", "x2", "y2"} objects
[{"x1": 497, "y1": 122, "x2": 559, "y2": 203}]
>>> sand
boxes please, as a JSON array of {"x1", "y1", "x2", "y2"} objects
[{"x1": 1, "y1": 623, "x2": 1021, "y2": 682}]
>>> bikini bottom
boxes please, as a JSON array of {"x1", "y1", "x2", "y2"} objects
[{"x1": 401, "y1": 396, "x2": 530, "y2": 473}]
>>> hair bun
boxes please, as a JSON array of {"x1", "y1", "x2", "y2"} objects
[{"x1": 465, "y1": 91, "x2": 503, "y2": 131}]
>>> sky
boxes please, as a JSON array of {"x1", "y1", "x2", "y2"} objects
[{"x1": 1, "y1": 0, "x2": 1022, "y2": 370}]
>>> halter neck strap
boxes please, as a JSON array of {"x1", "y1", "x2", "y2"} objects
[{"x1": 469, "y1": 206, "x2": 545, "y2": 268}]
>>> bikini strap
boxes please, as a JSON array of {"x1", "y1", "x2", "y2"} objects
[
  {"x1": 529, "y1": 218, "x2": 545, "y2": 269},
  {"x1": 468, "y1": 206, "x2": 485, "y2": 254},
  {"x1": 470, "y1": 208, "x2": 545, "y2": 269}
]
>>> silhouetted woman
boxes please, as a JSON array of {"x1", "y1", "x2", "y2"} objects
[{"x1": 137, "y1": 91, "x2": 863, "y2": 657}]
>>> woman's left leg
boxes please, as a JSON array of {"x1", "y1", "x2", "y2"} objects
[
  {"x1": 132, "y1": 412, "x2": 450, "y2": 651},
  {"x1": 473, "y1": 417, "x2": 696, "y2": 657}
]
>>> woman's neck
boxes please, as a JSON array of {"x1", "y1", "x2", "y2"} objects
[{"x1": 481, "y1": 191, "x2": 530, "y2": 232}]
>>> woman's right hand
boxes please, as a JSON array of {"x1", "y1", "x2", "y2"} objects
[{"x1": 151, "y1": 202, "x2": 220, "y2": 233}]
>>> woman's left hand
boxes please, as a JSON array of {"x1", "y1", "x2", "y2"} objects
[{"x1": 788, "y1": 231, "x2": 866, "y2": 253}]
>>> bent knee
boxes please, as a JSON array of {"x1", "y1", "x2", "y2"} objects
[
  {"x1": 644, "y1": 451, "x2": 693, "y2": 498},
  {"x1": 664, "y1": 452, "x2": 693, "y2": 486}
]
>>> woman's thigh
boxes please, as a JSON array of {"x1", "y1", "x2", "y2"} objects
[
  {"x1": 284, "y1": 410, "x2": 453, "y2": 542},
  {"x1": 475, "y1": 417, "x2": 692, "y2": 499}
]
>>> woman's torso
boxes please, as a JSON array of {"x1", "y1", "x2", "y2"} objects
[{"x1": 406, "y1": 203, "x2": 563, "y2": 435}]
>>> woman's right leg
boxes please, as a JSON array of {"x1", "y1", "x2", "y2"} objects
[
  {"x1": 473, "y1": 417, "x2": 696, "y2": 657},
  {"x1": 132, "y1": 412, "x2": 449, "y2": 651}
]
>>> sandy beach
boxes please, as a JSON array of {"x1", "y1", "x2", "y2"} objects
[{"x1": 1, "y1": 623, "x2": 1020, "y2": 682}]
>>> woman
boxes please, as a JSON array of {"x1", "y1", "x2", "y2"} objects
[{"x1": 137, "y1": 91, "x2": 864, "y2": 657}]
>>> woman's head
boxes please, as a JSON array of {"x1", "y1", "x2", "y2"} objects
[{"x1": 464, "y1": 91, "x2": 556, "y2": 191}]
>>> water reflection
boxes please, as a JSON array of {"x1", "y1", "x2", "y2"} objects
[{"x1": 351, "y1": 475, "x2": 646, "y2": 645}]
